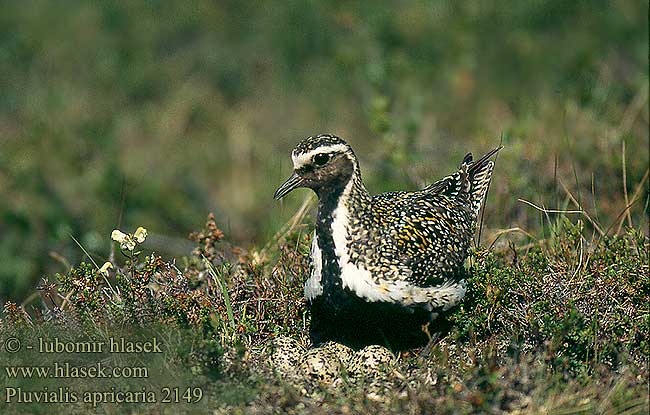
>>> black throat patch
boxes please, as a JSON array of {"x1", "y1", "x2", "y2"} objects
[{"x1": 314, "y1": 177, "x2": 347, "y2": 302}]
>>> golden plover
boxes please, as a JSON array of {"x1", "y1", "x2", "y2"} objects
[{"x1": 274, "y1": 134, "x2": 500, "y2": 349}]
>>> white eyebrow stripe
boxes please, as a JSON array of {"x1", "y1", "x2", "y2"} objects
[{"x1": 291, "y1": 144, "x2": 350, "y2": 169}]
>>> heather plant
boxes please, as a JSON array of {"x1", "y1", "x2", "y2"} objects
[{"x1": 1, "y1": 208, "x2": 648, "y2": 414}]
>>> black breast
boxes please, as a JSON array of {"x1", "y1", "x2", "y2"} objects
[{"x1": 309, "y1": 188, "x2": 436, "y2": 350}]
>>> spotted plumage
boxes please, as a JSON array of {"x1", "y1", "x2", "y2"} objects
[{"x1": 274, "y1": 134, "x2": 501, "y2": 349}]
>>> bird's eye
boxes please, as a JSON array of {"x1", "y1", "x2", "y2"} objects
[{"x1": 313, "y1": 153, "x2": 330, "y2": 166}]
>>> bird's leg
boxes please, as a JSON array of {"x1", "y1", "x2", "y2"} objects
[
  {"x1": 421, "y1": 322, "x2": 432, "y2": 342},
  {"x1": 418, "y1": 322, "x2": 441, "y2": 358}
]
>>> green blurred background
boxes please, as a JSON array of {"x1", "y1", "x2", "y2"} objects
[{"x1": 1, "y1": 0, "x2": 648, "y2": 302}]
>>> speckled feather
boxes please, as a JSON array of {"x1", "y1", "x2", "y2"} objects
[
  {"x1": 296, "y1": 135, "x2": 499, "y2": 295},
  {"x1": 346, "y1": 148, "x2": 498, "y2": 289},
  {"x1": 276, "y1": 134, "x2": 500, "y2": 348}
]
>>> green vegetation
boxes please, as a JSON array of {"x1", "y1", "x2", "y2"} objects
[
  {"x1": 0, "y1": 1, "x2": 648, "y2": 413},
  {"x1": 1, "y1": 215, "x2": 647, "y2": 413}
]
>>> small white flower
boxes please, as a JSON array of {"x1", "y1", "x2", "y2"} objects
[
  {"x1": 99, "y1": 262, "x2": 113, "y2": 275},
  {"x1": 121, "y1": 237, "x2": 136, "y2": 251},
  {"x1": 111, "y1": 229, "x2": 128, "y2": 243},
  {"x1": 134, "y1": 227, "x2": 148, "y2": 243}
]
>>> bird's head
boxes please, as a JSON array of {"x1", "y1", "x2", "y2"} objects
[{"x1": 274, "y1": 134, "x2": 358, "y2": 200}]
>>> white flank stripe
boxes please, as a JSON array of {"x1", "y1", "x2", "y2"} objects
[{"x1": 330, "y1": 179, "x2": 397, "y2": 302}]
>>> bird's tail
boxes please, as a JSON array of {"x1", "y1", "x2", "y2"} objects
[
  {"x1": 464, "y1": 146, "x2": 502, "y2": 218},
  {"x1": 423, "y1": 146, "x2": 502, "y2": 217}
]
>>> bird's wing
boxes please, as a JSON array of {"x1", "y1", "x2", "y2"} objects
[
  {"x1": 378, "y1": 193, "x2": 474, "y2": 288},
  {"x1": 374, "y1": 147, "x2": 501, "y2": 288}
]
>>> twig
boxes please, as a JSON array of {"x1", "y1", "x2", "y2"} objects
[
  {"x1": 610, "y1": 168, "x2": 649, "y2": 236},
  {"x1": 20, "y1": 291, "x2": 40, "y2": 308},
  {"x1": 557, "y1": 180, "x2": 605, "y2": 237},
  {"x1": 59, "y1": 291, "x2": 73, "y2": 311},
  {"x1": 621, "y1": 140, "x2": 633, "y2": 229},
  {"x1": 539, "y1": 200, "x2": 555, "y2": 238},
  {"x1": 69, "y1": 233, "x2": 100, "y2": 270},
  {"x1": 49, "y1": 251, "x2": 72, "y2": 270},
  {"x1": 615, "y1": 81, "x2": 649, "y2": 139},
  {"x1": 259, "y1": 194, "x2": 315, "y2": 260},
  {"x1": 517, "y1": 198, "x2": 584, "y2": 214},
  {"x1": 69, "y1": 233, "x2": 118, "y2": 297},
  {"x1": 561, "y1": 106, "x2": 583, "y2": 208},
  {"x1": 591, "y1": 172, "x2": 599, "y2": 224},
  {"x1": 487, "y1": 227, "x2": 536, "y2": 252},
  {"x1": 518, "y1": 193, "x2": 605, "y2": 238}
]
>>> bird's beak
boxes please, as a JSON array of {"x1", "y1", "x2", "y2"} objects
[{"x1": 274, "y1": 172, "x2": 303, "y2": 200}]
